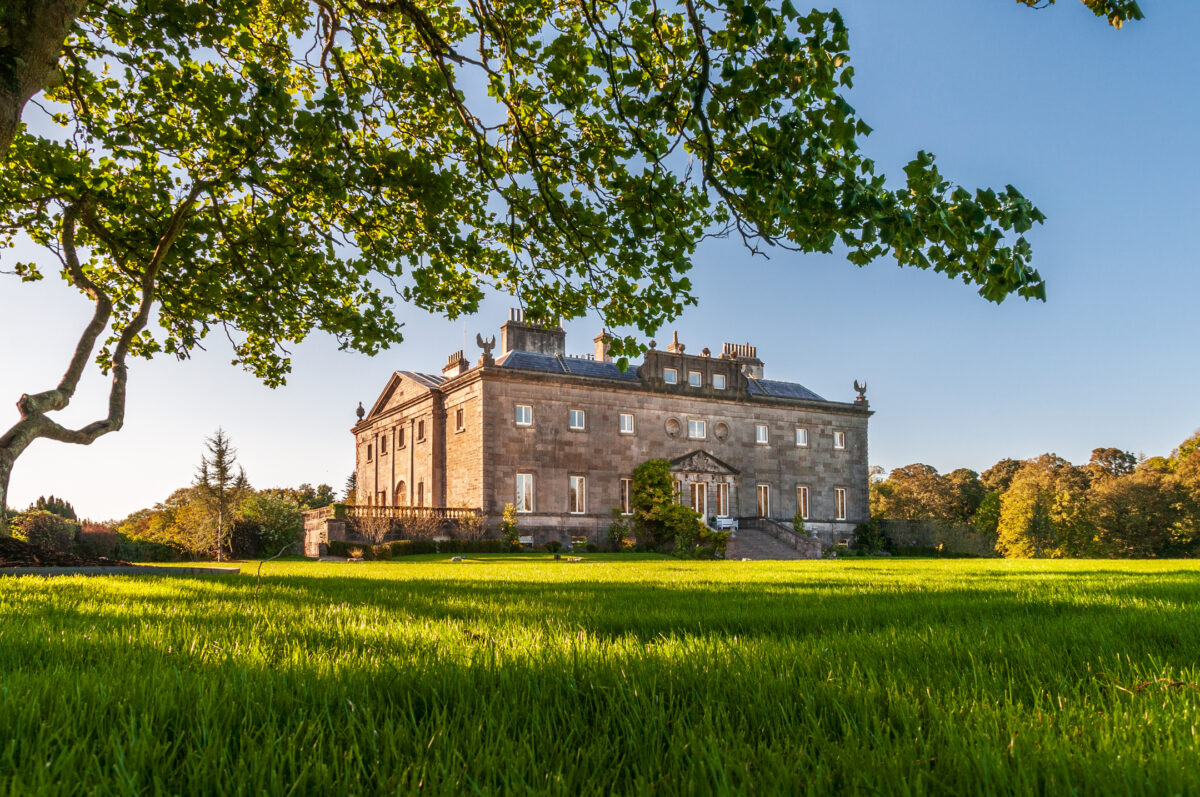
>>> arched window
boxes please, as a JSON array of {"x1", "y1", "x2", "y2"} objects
[{"x1": 396, "y1": 480, "x2": 408, "y2": 506}]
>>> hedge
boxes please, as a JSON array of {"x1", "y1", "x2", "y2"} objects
[{"x1": 326, "y1": 538, "x2": 515, "y2": 559}]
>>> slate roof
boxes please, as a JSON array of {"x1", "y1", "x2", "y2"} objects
[
  {"x1": 397, "y1": 371, "x2": 446, "y2": 390},
  {"x1": 494, "y1": 350, "x2": 640, "y2": 381},
  {"x1": 494, "y1": 350, "x2": 828, "y2": 402}
]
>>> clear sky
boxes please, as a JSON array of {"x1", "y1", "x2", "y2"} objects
[{"x1": 2, "y1": 0, "x2": 1198, "y2": 521}]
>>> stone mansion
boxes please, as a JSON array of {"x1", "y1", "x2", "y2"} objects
[{"x1": 352, "y1": 310, "x2": 871, "y2": 543}]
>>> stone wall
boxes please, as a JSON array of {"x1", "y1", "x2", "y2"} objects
[{"x1": 881, "y1": 519, "x2": 998, "y2": 558}]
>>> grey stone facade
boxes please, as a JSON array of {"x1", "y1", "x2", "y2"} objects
[{"x1": 351, "y1": 313, "x2": 872, "y2": 543}]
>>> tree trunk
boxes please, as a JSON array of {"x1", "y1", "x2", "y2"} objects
[
  {"x1": 0, "y1": 449, "x2": 13, "y2": 534},
  {"x1": 0, "y1": 0, "x2": 88, "y2": 154}
]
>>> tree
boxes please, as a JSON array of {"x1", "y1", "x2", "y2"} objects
[
  {"x1": 194, "y1": 429, "x2": 249, "y2": 562},
  {"x1": 996, "y1": 454, "x2": 1091, "y2": 558},
  {"x1": 872, "y1": 463, "x2": 954, "y2": 520},
  {"x1": 945, "y1": 468, "x2": 985, "y2": 523},
  {"x1": 1088, "y1": 469, "x2": 1186, "y2": 558},
  {"x1": 0, "y1": 0, "x2": 1067, "y2": 524},
  {"x1": 981, "y1": 458, "x2": 1023, "y2": 494},
  {"x1": 344, "y1": 472, "x2": 358, "y2": 504},
  {"x1": 630, "y1": 459, "x2": 676, "y2": 546},
  {"x1": 1084, "y1": 447, "x2": 1137, "y2": 482},
  {"x1": 32, "y1": 494, "x2": 76, "y2": 520},
  {"x1": 236, "y1": 492, "x2": 303, "y2": 556}
]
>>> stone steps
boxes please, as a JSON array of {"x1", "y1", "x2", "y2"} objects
[{"x1": 726, "y1": 525, "x2": 821, "y2": 560}]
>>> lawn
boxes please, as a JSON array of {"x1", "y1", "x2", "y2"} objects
[{"x1": 1, "y1": 556, "x2": 1198, "y2": 795}]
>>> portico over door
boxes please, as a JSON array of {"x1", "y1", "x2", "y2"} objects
[{"x1": 668, "y1": 449, "x2": 740, "y2": 522}]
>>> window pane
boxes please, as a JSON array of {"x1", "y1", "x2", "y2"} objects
[
  {"x1": 796, "y1": 427, "x2": 808, "y2": 446},
  {"x1": 756, "y1": 424, "x2": 768, "y2": 444},
  {"x1": 713, "y1": 374, "x2": 726, "y2": 390},
  {"x1": 797, "y1": 486, "x2": 809, "y2": 519},
  {"x1": 688, "y1": 371, "x2": 701, "y2": 387},
  {"x1": 664, "y1": 368, "x2": 677, "y2": 384},
  {"x1": 620, "y1": 413, "x2": 634, "y2": 433},
  {"x1": 620, "y1": 478, "x2": 632, "y2": 514},
  {"x1": 716, "y1": 483, "x2": 728, "y2": 516}
]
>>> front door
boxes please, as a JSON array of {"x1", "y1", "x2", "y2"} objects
[{"x1": 690, "y1": 481, "x2": 707, "y2": 518}]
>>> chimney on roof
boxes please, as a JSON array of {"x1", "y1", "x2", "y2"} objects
[
  {"x1": 442, "y1": 349, "x2": 468, "y2": 377},
  {"x1": 593, "y1": 328, "x2": 613, "y2": 362},
  {"x1": 721, "y1": 342, "x2": 764, "y2": 379},
  {"x1": 500, "y1": 307, "x2": 566, "y2": 357},
  {"x1": 666, "y1": 330, "x2": 685, "y2": 354}
]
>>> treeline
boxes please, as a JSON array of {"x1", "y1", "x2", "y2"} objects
[{"x1": 870, "y1": 431, "x2": 1200, "y2": 558}]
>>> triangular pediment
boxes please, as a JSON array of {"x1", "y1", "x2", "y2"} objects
[
  {"x1": 364, "y1": 371, "x2": 442, "y2": 422},
  {"x1": 668, "y1": 449, "x2": 740, "y2": 475}
]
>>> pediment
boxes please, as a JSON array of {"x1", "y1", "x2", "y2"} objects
[
  {"x1": 365, "y1": 372, "x2": 439, "y2": 422},
  {"x1": 669, "y1": 449, "x2": 740, "y2": 475}
]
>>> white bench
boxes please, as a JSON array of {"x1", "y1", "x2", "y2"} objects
[{"x1": 713, "y1": 517, "x2": 738, "y2": 531}]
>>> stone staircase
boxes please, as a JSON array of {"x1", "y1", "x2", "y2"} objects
[{"x1": 725, "y1": 518, "x2": 823, "y2": 560}]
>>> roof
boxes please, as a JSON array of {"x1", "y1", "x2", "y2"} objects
[
  {"x1": 747, "y1": 377, "x2": 825, "y2": 402},
  {"x1": 494, "y1": 350, "x2": 640, "y2": 381},
  {"x1": 494, "y1": 350, "x2": 828, "y2": 402},
  {"x1": 396, "y1": 371, "x2": 446, "y2": 390}
]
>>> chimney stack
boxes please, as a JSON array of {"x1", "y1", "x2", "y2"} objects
[
  {"x1": 593, "y1": 328, "x2": 613, "y2": 362},
  {"x1": 442, "y1": 349, "x2": 468, "y2": 377},
  {"x1": 721, "y1": 342, "x2": 764, "y2": 379},
  {"x1": 500, "y1": 307, "x2": 566, "y2": 356}
]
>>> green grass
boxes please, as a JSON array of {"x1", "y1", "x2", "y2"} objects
[{"x1": 2, "y1": 556, "x2": 1199, "y2": 795}]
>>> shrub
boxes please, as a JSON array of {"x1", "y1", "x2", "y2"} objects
[
  {"x1": 113, "y1": 539, "x2": 186, "y2": 562},
  {"x1": 500, "y1": 503, "x2": 519, "y2": 546},
  {"x1": 584, "y1": 543, "x2": 599, "y2": 553},
  {"x1": 15, "y1": 510, "x2": 80, "y2": 552},
  {"x1": 854, "y1": 520, "x2": 890, "y2": 553},
  {"x1": 544, "y1": 540, "x2": 562, "y2": 553},
  {"x1": 607, "y1": 508, "x2": 630, "y2": 551},
  {"x1": 77, "y1": 522, "x2": 118, "y2": 557},
  {"x1": 793, "y1": 511, "x2": 806, "y2": 535}
]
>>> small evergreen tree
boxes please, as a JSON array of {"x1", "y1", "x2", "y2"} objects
[
  {"x1": 33, "y1": 495, "x2": 77, "y2": 520},
  {"x1": 344, "y1": 472, "x2": 358, "y2": 503},
  {"x1": 194, "y1": 428, "x2": 249, "y2": 562},
  {"x1": 500, "y1": 503, "x2": 519, "y2": 547}
]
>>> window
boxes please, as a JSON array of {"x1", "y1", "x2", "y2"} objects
[
  {"x1": 795, "y1": 427, "x2": 808, "y2": 447},
  {"x1": 416, "y1": 482, "x2": 425, "y2": 507},
  {"x1": 619, "y1": 413, "x2": 635, "y2": 435},
  {"x1": 380, "y1": 433, "x2": 388, "y2": 455},
  {"x1": 516, "y1": 473, "x2": 534, "y2": 513},
  {"x1": 568, "y1": 476, "x2": 587, "y2": 514},
  {"x1": 797, "y1": 486, "x2": 809, "y2": 520},
  {"x1": 755, "y1": 423, "x2": 769, "y2": 445},
  {"x1": 417, "y1": 420, "x2": 426, "y2": 441},
  {"x1": 455, "y1": 407, "x2": 465, "y2": 432},
  {"x1": 515, "y1": 404, "x2": 532, "y2": 426},
  {"x1": 569, "y1": 409, "x2": 586, "y2": 430},
  {"x1": 834, "y1": 431, "x2": 846, "y2": 450},
  {"x1": 687, "y1": 419, "x2": 707, "y2": 439},
  {"x1": 396, "y1": 480, "x2": 407, "y2": 506},
  {"x1": 620, "y1": 478, "x2": 632, "y2": 515},
  {"x1": 674, "y1": 479, "x2": 684, "y2": 504},
  {"x1": 689, "y1": 482, "x2": 707, "y2": 516},
  {"x1": 664, "y1": 368, "x2": 678, "y2": 385},
  {"x1": 835, "y1": 487, "x2": 847, "y2": 520},
  {"x1": 688, "y1": 371, "x2": 702, "y2": 388},
  {"x1": 398, "y1": 427, "x2": 405, "y2": 448},
  {"x1": 713, "y1": 373, "x2": 726, "y2": 390},
  {"x1": 376, "y1": 490, "x2": 386, "y2": 506},
  {"x1": 716, "y1": 483, "x2": 729, "y2": 517},
  {"x1": 366, "y1": 443, "x2": 373, "y2": 461},
  {"x1": 756, "y1": 484, "x2": 770, "y2": 518}
]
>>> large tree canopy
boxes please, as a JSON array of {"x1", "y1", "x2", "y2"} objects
[{"x1": 0, "y1": 0, "x2": 1139, "y2": 516}]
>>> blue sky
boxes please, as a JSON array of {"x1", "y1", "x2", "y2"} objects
[{"x1": 2, "y1": 0, "x2": 1198, "y2": 520}]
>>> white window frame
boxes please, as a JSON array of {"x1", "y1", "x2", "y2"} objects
[
  {"x1": 569, "y1": 475, "x2": 587, "y2": 514},
  {"x1": 674, "y1": 479, "x2": 684, "y2": 504},
  {"x1": 755, "y1": 423, "x2": 769, "y2": 445},
  {"x1": 688, "y1": 370, "x2": 702, "y2": 388},
  {"x1": 664, "y1": 368, "x2": 678, "y2": 385},
  {"x1": 689, "y1": 482, "x2": 707, "y2": 517},
  {"x1": 516, "y1": 473, "x2": 534, "y2": 513},
  {"x1": 716, "y1": 483, "x2": 729, "y2": 518},
  {"x1": 687, "y1": 419, "x2": 707, "y2": 440},
  {"x1": 797, "y1": 485, "x2": 810, "y2": 520},
  {"x1": 619, "y1": 413, "x2": 635, "y2": 435},
  {"x1": 795, "y1": 427, "x2": 809, "y2": 447},
  {"x1": 835, "y1": 487, "x2": 847, "y2": 520},
  {"x1": 515, "y1": 404, "x2": 533, "y2": 427},
  {"x1": 756, "y1": 484, "x2": 770, "y2": 518},
  {"x1": 834, "y1": 430, "x2": 847, "y2": 450},
  {"x1": 569, "y1": 409, "x2": 586, "y2": 430},
  {"x1": 713, "y1": 373, "x2": 726, "y2": 390},
  {"x1": 455, "y1": 407, "x2": 465, "y2": 432},
  {"x1": 620, "y1": 478, "x2": 633, "y2": 515}
]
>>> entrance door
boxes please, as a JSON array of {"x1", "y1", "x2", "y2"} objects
[{"x1": 689, "y1": 482, "x2": 707, "y2": 518}]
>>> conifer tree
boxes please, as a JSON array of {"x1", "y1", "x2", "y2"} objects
[{"x1": 194, "y1": 429, "x2": 249, "y2": 563}]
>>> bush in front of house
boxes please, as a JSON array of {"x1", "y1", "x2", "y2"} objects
[{"x1": 327, "y1": 538, "x2": 518, "y2": 559}]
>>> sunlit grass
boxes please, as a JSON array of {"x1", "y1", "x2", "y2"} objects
[{"x1": 1, "y1": 556, "x2": 1198, "y2": 794}]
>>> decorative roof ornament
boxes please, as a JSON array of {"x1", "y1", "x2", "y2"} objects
[
  {"x1": 475, "y1": 333, "x2": 496, "y2": 356},
  {"x1": 355, "y1": 401, "x2": 365, "y2": 421},
  {"x1": 854, "y1": 380, "x2": 868, "y2": 403}
]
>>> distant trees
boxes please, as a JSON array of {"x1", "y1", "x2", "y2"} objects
[
  {"x1": 872, "y1": 430, "x2": 1200, "y2": 558},
  {"x1": 194, "y1": 429, "x2": 249, "y2": 563}
]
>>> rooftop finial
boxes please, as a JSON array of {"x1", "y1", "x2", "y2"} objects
[
  {"x1": 355, "y1": 401, "x2": 365, "y2": 421},
  {"x1": 666, "y1": 330, "x2": 685, "y2": 354}
]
